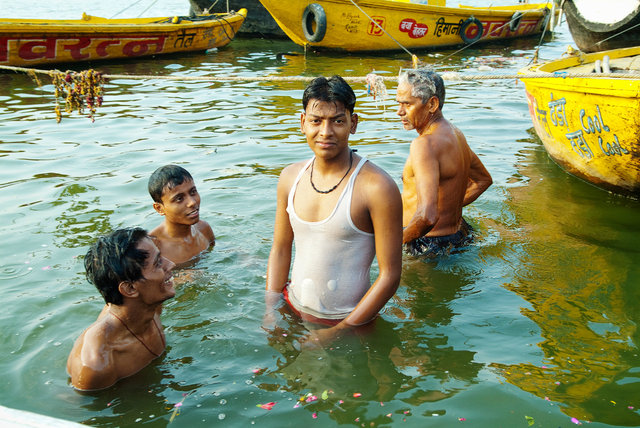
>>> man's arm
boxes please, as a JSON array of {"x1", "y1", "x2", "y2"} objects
[
  {"x1": 403, "y1": 138, "x2": 440, "y2": 244},
  {"x1": 265, "y1": 167, "x2": 295, "y2": 293},
  {"x1": 462, "y1": 149, "x2": 492, "y2": 206},
  {"x1": 344, "y1": 173, "x2": 402, "y2": 325}
]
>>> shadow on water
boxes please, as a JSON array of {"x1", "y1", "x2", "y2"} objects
[{"x1": 490, "y1": 129, "x2": 640, "y2": 426}]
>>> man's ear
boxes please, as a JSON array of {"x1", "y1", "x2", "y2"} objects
[
  {"x1": 350, "y1": 113, "x2": 358, "y2": 134},
  {"x1": 153, "y1": 202, "x2": 165, "y2": 215},
  {"x1": 300, "y1": 112, "x2": 306, "y2": 132},
  {"x1": 427, "y1": 96, "x2": 439, "y2": 113},
  {"x1": 118, "y1": 281, "x2": 139, "y2": 299}
]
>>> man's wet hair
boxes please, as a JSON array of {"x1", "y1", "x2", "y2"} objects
[
  {"x1": 84, "y1": 228, "x2": 150, "y2": 305},
  {"x1": 303, "y1": 75, "x2": 356, "y2": 115},
  {"x1": 148, "y1": 164, "x2": 194, "y2": 203},
  {"x1": 399, "y1": 69, "x2": 446, "y2": 110}
]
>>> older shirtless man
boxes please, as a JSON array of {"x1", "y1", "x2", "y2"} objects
[
  {"x1": 67, "y1": 227, "x2": 175, "y2": 390},
  {"x1": 266, "y1": 75, "x2": 402, "y2": 344},
  {"x1": 396, "y1": 69, "x2": 492, "y2": 256}
]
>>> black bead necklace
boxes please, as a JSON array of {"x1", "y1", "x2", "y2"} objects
[{"x1": 309, "y1": 150, "x2": 353, "y2": 194}]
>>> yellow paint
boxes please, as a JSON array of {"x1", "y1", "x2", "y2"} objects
[
  {"x1": 519, "y1": 46, "x2": 640, "y2": 196},
  {"x1": 259, "y1": 0, "x2": 553, "y2": 52},
  {"x1": 0, "y1": 9, "x2": 247, "y2": 66}
]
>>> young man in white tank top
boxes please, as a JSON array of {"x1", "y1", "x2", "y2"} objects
[{"x1": 266, "y1": 75, "x2": 403, "y2": 345}]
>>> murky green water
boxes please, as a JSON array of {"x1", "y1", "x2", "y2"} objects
[{"x1": 1, "y1": 1, "x2": 639, "y2": 427}]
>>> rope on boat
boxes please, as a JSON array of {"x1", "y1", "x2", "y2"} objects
[
  {"x1": 345, "y1": 0, "x2": 554, "y2": 67},
  {"x1": 439, "y1": 7, "x2": 546, "y2": 64},
  {"x1": 346, "y1": 0, "x2": 416, "y2": 61},
  {"x1": 2, "y1": 65, "x2": 637, "y2": 81},
  {"x1": 528, "y1": 1, "x2": 555, "y2": 65},
  {"x1": 1, "y1": 64, "x2": 638, "y2": 121},
  {"x1": 590, "y1": 20, "x2": 640, "y2": 51},
  {"x1": 109, "y1": 0, "x2": 145, "y2": 19}
]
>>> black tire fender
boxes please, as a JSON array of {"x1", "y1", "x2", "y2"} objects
[
  {"x1": 510, "y1": 11, "x2": 523, "y2": 32},
  {"x1": 302, "y1": 3, "x2": 327, "y2": 43},
  {"x1": 460, "y1": 17, "x2": 483, "y2": 44}
]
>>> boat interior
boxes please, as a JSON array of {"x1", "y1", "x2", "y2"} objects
[{"x1": 567, "y1": 54, "x2": 640, "y2": 74}]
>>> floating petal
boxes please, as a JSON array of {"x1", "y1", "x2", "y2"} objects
[{"x1": 257, "y1": 402, "x2": 276, "y2": 410}]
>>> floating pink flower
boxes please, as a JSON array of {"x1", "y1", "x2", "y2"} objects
[
  {"x1": 571, "y1": 417, "x2": 581, "y2": 424},
  {"x1": 353, "y1": 393, "x2": 362, "y2": 398},
  {"x1": 312, "y1": 412, "x2": 317, "y2": 419},
  {"x1": 257, "y1": 402, "x2": 276, "y2": 410}
]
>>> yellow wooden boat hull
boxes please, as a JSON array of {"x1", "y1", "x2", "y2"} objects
[
  {"x1": 0, "y1": 9, "x2": 247, "y2": 67},
  {"x1": 519, "y1": 46, "x2": 640, "y2": 196},
  {"x1": 258, "y1": 0, "x2": 553, "y2": 52}
]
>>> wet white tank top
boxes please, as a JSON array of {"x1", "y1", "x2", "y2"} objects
[{"x1": 286, "y1": 156, "x2": 375, "y2": 319}]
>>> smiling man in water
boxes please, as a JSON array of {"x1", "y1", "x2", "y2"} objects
[
  {"x1": 67, "y1": 227, "x2": 175, "y2": 391},
  {"x1": 265, "y1": 75, "x2": 402, "y2": 344},
  {"x1": 148, "y1": 165, "x2": 215, "y2": 265}
]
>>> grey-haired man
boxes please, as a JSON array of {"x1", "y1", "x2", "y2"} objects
[{"x1": 396, "y1": 69, "x2": 492, "y2": 257}]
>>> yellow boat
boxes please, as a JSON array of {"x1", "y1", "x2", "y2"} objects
[
  {"x1": 257, "y1": 0, "x2": 554, "y2": 52},
  {"x1": 0, "y1": 9, "x2": 247, "y2": 67},
  {"x1": 519, "y1": 46, "x2": 640, "y2": 196}
]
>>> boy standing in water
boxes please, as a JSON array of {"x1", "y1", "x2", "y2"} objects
[
  {"x1": 266, "y1": 75, "x2": 402, "y2": 345},
  {"x1": 148, "y1": 165, "x2": 215, "y2": 265}
]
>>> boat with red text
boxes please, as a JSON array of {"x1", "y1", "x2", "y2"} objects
[
  {"x1": 0, "y1": 9, "x2": 246, "y2": 67},
  {"x1": 257, "y1": 0, "x2": 556, "y2": 52}
]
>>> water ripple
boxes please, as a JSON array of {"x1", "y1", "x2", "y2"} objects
[{"x1": 0, "y1": 263, "x2": 32, "y2": 279}]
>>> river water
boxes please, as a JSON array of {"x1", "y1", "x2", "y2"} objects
[{"x1": 1, "y1": 1, "x2": 639, "y2": 427}]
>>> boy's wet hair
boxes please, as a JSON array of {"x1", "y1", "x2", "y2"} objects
[
  {"x1": 303, "y1": 75, "x2": 356, "y2": 115},
  {"x1": 399, "y1": 69, "x2": 446, "y2": 110},
  {"x1": 84, "y1": 227, "x2": 150, "y2": 305},
  {"x1": 148, "y1": 164, "x2": 194, "y2": 203}
]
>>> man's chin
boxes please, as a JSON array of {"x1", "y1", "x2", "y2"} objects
[
  {"x1": 162, "y1": 289, "x2": 176, "y2": 301},
  {"x1": 401, "y1": 122, "x2": 414, "y2": 131}
]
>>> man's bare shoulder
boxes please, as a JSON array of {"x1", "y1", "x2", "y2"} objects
[
  {"x1": 280, "y1": 159, "x2": 308, "y2": 177},
  {"x1": 277, "y1": 159, "x2": 309, "y2": 189},
  {"x1": 195, "y1": 219, "x2": 215, "y2": 244},
  {"x1": 411, "y1": 120, "x2": 461, "y2": 158},
  {"x1": 358, "y1": 160, "x2": 400, "y2": 194},
  {"x1": 149, "y1": 223, "x2": 169, "y2": 240},
  {"x1": 68, "y1": 320, "x2": 118, "y2": 390}
]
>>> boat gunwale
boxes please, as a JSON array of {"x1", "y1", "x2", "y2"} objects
[{"x1": 0, "y1": 11, "x2": 247, "y2": 32}]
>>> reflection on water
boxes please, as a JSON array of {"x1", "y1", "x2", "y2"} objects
[
  {"x1": 491, "y1": 132, "x2": 640, "y2": 425},
  {"x1": 0, "y1": 8, "x2": 639, "y2": 427}
]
